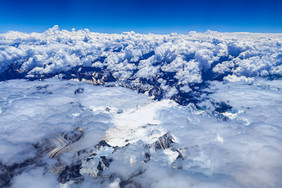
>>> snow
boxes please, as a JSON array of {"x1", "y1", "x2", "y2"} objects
[
  {"x1": 104, "y1": 100, "x2": 175, "y2": 146},
  {"x1": 0, "y1": 77, "x2": 280, "y2": 188}
]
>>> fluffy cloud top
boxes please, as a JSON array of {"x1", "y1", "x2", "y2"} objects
[{"x1": 0, "y1": 26, "x2": 281, "y2": 104}]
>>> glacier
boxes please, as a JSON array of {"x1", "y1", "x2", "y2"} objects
[{"x1": 0, "y1": 27, "x2": 281, "y2": 188}]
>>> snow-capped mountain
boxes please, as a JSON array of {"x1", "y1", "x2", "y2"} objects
[{"x1": 0, "y1": 27, "x2": 281, "y2": 188}]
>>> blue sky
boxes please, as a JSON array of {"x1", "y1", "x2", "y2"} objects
[{"x1": 0, "y1": 0, "x2": 282, "y2": 33}]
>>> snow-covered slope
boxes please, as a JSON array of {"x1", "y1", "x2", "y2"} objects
[{"x1": 0, "y1": 27, "x2": 282, "y2": 188}]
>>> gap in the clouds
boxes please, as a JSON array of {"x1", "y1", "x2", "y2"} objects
[
  {"x1": 0, "y1": 65, "x2": 212, "y2": 106},
  {"x1": 202, "y1": 56, "x2": 233, "y2": 82},
  {"x1": 0, "y1": 68, "x2": 211, "y2": 107},
  {"x1": 0, "y1": 53, "x2": 265, "y2": 108}
]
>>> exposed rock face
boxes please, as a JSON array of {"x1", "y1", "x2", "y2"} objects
[
  {"x1": 0, "y1": 153, "x2": 45, "y2": 187},
  {"x1": 0, "y1": 162, "x2": 11, "y2": 187},
  {"x1": 48, "y1": 127, "x2": 84, "y2": 158},
  {"x1": 153, "y1": 133, "x2": 175, "y2": 150},
  {"x1": 58, "y1": 163, "x2": 84, "y2": 184},
  {"x1": 0, "y1": 127, "x2": 186, "y2": 188}
]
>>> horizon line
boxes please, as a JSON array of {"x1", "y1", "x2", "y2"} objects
[{"x1": 1, "y1": 25, "x2": 282, "y2": 35}]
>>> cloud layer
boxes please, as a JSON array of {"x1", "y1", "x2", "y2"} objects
[
  {"x1": 0, "y1": 27, "x2": 282, "y2": 188},
  {"x1": 0, "y1": 26, "x2": 281, "y2": 104},
  {"x1": 0, "y1": 77, "x2": 280, "y2": 188}
]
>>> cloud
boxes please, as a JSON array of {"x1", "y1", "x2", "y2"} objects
[
  {"x1": 12, "y1": 168, "x2": 58, "y2": 188},
  {"x1": 0, "y1": 27, "x2": 282, "y2": 188},
  {"x1": 0, "y1": 26, "x2": 281, "y2": 103},
  {"x1": 0, "y1": 77, "x2": 281, "y2": 187}
]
